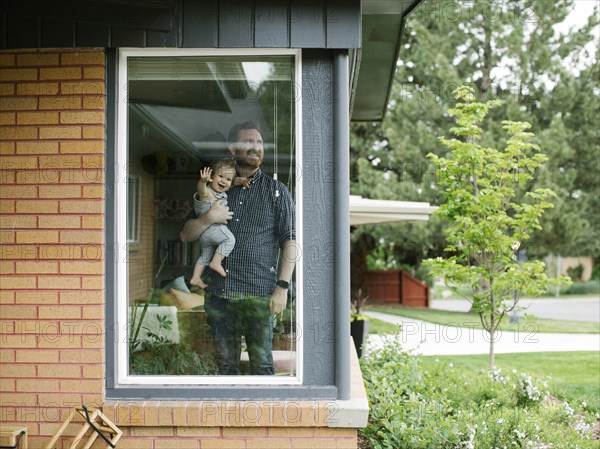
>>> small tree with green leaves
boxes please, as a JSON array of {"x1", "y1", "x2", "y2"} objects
[{"x1": 424, "y1": 86, "x2": 568, "y2": 369}]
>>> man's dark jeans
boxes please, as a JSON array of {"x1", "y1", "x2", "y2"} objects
[{"x1": 205, "y1": 294, "x2": 274, "y2": 375}]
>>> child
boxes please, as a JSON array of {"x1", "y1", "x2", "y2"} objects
[{"x1": 190, "y1": 159, "x2": 250, "y2": 289}]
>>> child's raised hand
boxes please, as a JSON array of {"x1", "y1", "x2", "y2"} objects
[
  {"x1": 240, "y1": 177, "x2": 252, "y2": 188},
  {"x1": 200, "y1": 167, "x2": 213, "y2": 183}
]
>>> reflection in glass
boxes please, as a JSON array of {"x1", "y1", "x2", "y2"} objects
[{"x1": 125, "y1": 55, "x2": 297, "y2": 378}]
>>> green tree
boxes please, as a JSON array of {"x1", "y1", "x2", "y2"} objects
[{"x1": 423, "y1": 86, "x2": 568, "y2": 369}]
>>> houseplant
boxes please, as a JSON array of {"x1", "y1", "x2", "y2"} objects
[
  {"x1": 129, "y1": 258, "x2": 218, "y2": 375},
  {"x1": 350, "y1": 288, "x2": 370, "y2": 358}
]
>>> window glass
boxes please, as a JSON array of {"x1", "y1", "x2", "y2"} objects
[{"x1": 121, "y1": 52, "x2": 300, "y2": 383}]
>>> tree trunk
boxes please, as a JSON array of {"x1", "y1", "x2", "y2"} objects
[
  {"x1": 489, "y1": 292, "x2": 496, "y2": 369},
  {"x1": 477, "y1": 21, "x2": 493, "y2": 98},
  {"x1": 489, "y1": 329, "x2": 495, "y2": 369}
]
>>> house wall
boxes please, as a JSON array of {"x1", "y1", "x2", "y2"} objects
[
  {"x1": 127, "y1": 169, "x2": 155, "y2": 302},
  {"x1": 0, "y1": 47, "x2": 107, "y2": 445},
  {"x1": 0, "y1": 47, "x2": 364, "y2": 449},
  {"x1": 560, "y1": 256, "x2": 593, "y2": 282},
  {"x1": 0, "y1": 0, "x2": 361, "y2": 50}
]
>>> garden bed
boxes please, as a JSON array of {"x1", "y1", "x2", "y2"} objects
[{"x1": 359, "y1": 336, "x2": 599, "y2": 449}]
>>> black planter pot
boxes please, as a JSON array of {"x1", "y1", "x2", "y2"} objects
[{"x1": 350, "y1": 319, "x2": 369, "y2": 358}]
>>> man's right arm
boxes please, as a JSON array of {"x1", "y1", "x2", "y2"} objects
[{"x1": 180, "y1": 200, "x2": 233, "y2": 242}]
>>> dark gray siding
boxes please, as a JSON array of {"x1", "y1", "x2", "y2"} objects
[
  {"x1": 0, "y1": 0, "x2": 360, "y2": 49},
  {"x1": 300, "y1": 50, "x2": 336, "y2": 387}
]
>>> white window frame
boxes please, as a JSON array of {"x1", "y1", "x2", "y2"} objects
[{"x1": 114, "y1": 48, "x2": 303, "y2": 387}]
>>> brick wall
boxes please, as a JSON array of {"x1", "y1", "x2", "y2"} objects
[
  {"x1": 0, "y1": 48, "x2": 106, "y2": 447},
  {"x1": 0, "y1": 47, "x2": 362, "y2": 449}
]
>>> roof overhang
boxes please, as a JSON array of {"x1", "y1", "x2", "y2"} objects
[
  {"x1": 350, "y1": 0, "x2": 424, "y2": 122},
  {"x1": 350, "y1": 195, "x2": 437, "y2": 225}
]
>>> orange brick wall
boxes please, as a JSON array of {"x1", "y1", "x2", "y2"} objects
[{"x1": 0, "y1": 48, "x2": 106, "y2": 444}]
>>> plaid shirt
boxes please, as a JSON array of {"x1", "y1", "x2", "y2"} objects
[{"x1": 206, "y1": 169, "x2": 296, "y2": 300}]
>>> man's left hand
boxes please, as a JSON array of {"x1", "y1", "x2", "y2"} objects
[{"x1": 270, "y1": 287, "x2": 287, "y2": 314}]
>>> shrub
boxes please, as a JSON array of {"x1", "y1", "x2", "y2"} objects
[
  {"x1": 564, "y1": 280, "x2": 600, "y2": 295},
  {"x1": 360, "y1": 336, "x2": 598, "y2": 448},
  {"x1": 591, "y1": 264, "x2": 600, "y2": 280},
  {"x1": 567, "y1": 264, "x2": 585, "y2": 282}
]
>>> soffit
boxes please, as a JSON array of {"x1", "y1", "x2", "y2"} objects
[{"x1": 351, "y1": 0, "x2": 424, "y2": 122}]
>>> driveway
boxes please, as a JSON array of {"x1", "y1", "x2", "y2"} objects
[{"x1": 430, "y1": 296, "x2": 600, "y2": 323}]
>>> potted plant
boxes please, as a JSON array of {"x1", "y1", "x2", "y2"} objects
[{"x1": 350, "y1": 288, "x2": 370, "y2": 358}]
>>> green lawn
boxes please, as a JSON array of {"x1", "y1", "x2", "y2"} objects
[
  {"x1": 369, "y1": 306, "x2": 600, "y2": 334},
  {"x1": 367, "y1": 317, "x2": 400, "y2": 335},
  {"x1": 431, "y1": 284, "x2": 600, "y2": 300},
  {"x1": 420, "y1": 351, "x2": 600, "y2": 413}
]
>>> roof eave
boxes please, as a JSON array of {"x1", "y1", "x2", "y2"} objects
[{"x1": 350, "y1": 0, "x2": 424, "y2": 122}]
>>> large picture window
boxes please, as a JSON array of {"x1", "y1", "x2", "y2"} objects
[{"x1": 114, "y1": 49, "x2": 302, "y2": 387}]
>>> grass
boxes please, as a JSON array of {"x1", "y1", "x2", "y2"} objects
[
  {"x1": 369, "y1": 306, "x2": 600, "y2": 334},
  {"x1": 420, "y1": 351, "x2": 600, "y2": 413},
  {"x1": 431, "y1": 282, "x2": 600, "y2": 300},
  {"x1": 367, "y1": 317, "x2": 401, "y2": 335}
]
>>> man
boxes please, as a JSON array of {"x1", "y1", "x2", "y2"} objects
[{"x1": 181, "y1": 121, "x2": 296, "y2": 375}]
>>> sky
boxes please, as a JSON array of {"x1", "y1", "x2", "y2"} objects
[
  {"x1": 557, "y1": 0, "x2": 599, "y2": 74},
  {"x1": 560, "y1": 0, "x2": 599, "y2": 48},
  {"x1": 564, "y1": 0, "x2": 599, "y2": 29}
]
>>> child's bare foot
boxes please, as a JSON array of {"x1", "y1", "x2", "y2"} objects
[
  {"x1": 190, "y1": 277, "x2": 208, "y2": 289},
  {"x1": 209, "y1": 261, "x2": 227, "y2": 277}
]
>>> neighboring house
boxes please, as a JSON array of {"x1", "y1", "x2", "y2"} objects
[{"x1": 0, "y1": 1, "x2": 422, "y2": 447}]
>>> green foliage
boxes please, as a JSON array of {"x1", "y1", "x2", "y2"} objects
[
  {"x1": 424, "y1": 86, "x2": 570, "y2": 368},
  {"x1": 360, "y1": 337, "x2": 465, "y2": 448},
  {"x1": 360, "y1": 337, "x2": 599, "y2": 449},
  {"x1": 129, "y1": 259, "x2": 218, "y2": 376},
  {"x1": 349, "y1": 0, "x2": 599, "y2": 288},
  {"x1": 566, "y1": 264, "x2": 585, "y2": 282},
  {"x1": 366, "y1": 243, "x2": 402, "y2": 270},
  {"x1": 425, "y1": 352, "x2": 600, "y2": 414},
  {"x1": 563, "y1": 280, "x2": 600, "y2": 295},
  {"x1": 130, "y1": 312, "x2": 218, "y2": 376},
  {"x1": 130, "y1": 342, "x2": 218, "y2": 376}
]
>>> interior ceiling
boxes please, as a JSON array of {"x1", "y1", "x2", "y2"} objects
[{"x1": 128, "y1": 80, "x2": 231, "y2": 111}]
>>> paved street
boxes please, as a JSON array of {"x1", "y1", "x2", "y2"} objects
[{"x1": 430, "y1": 296, "x2": 600, "y2": 323}]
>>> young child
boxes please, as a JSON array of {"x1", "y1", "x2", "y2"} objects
[{"x1": 190, "y1": 159, "x2": 250, "y2": 289}]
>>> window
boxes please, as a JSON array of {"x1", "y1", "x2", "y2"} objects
[{"x1": 113, "y1": 49, "x2": 302, "y2": 388}]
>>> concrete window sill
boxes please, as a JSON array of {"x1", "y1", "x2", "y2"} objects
[{"x1": 103, "y1": 346, "x2": 368, "y2": 429}]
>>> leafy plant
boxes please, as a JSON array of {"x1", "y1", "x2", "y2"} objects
[
  {"x1": 129, "y1": 257, "x2": 167, "y2": 357},
  {"x1": 130, "y1": 312, "x2": 218, "y2": 375},
  {"x1": 360, "y1": 337, "x2": 598, "y2": 449},
  {"x1": 423, "y1": 86, "x2": 570, "y2": 369},
  {"x1": 128, "y1": 257, "x2": 218, "y2": 375}
]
